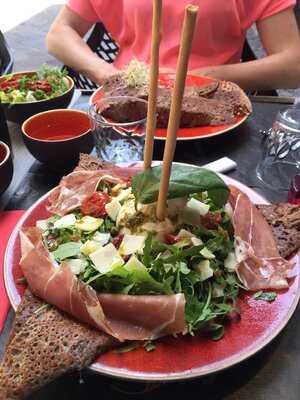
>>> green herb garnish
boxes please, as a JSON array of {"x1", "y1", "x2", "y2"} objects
[{"x1": 253, "y1": 291, "x2": 277, "y2": 302}]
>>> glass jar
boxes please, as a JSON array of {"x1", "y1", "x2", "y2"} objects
[
  {"x1": 89, "y1": 96, "x2": 147, "y2": 164},
  {"x1": 256, "y1": 108, "x2": 300, "y2": 191}
]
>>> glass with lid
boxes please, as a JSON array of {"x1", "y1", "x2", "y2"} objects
[{"x1": 256, "y1": 107, "x2": 300, "y2": 192}]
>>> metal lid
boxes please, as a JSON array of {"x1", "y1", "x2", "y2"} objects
[{"x1": 276, "y1": 108, "x2": 300, "y2": 132}]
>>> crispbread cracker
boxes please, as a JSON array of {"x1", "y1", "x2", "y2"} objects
[
  {"x1": 0, "y1": 291, "x2": 116, "y2": 400},
  {"x1": 257, "y1": 203, "x2": 300, "y2": 258}
]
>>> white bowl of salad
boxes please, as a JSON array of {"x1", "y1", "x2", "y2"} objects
[{"x1": 0, "y1": 64, "x2": 74, "y2": 124}]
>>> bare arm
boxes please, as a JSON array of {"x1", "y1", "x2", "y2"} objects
[
  {"x1": 189, "y1": 9, "x2": 300, "y2": 91},
  {"x1": 46, "y1": 6, "x2": 119, "y2": 85}
]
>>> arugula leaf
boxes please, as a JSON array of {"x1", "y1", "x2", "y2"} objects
[
  {"x1": 132, "y1": 164, "x2": 229, "y2": 207},
  {"x1": 144, "y1": 341, "x2": 156, "y2": 352},
  {"x1": 253, "y1": 291, "x2": 277, "y2": 302},
  {"x1": 206, "y1": 323, "x2": 224, "y2": 341},
  {"x1": 114, "y1": 342, "x2": 140, "y2": 353},
  {"x1": 52, "y1": 242, "x2": 81, "y2": 261}
]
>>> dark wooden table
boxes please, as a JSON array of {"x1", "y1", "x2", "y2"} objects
[{"x1": 1, "y1": 97, "x2": 300, "y2": 400}]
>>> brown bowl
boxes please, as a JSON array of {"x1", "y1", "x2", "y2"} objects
[
  {"x1": 21, "y1": 109, "x2": 94, "y2": 169},
  {"x1": 0, "y1": 71, "x2": 75, "y2": 124},
  {"x1": 0, "y1": 141, "x2": 13, "y2": 195}
]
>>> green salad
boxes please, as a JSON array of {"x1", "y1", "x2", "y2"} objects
[
  {"x1": 37, "y1": 165, "x2": 243, "y2": 340},
  {"x1": 0, "y1": 64, "x2": 69, "y2": 103}
]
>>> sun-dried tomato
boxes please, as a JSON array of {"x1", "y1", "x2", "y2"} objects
[
  {"x1": 200, "y1": 212, "x2": 222, "y2": 229},
  {"x1": 164, "y1": 234, "x2": 178, "y2": 245},
  {"x1": 27, "y1": 80, "x2": 52, "y2": 92},
  {"x1": 81, "y1": 192, "x2": 111, "y2": 218},
  {"x1": 112, "y1": 234, "x2": 124, "y2": 249},
  {"x1": 0, "y1": 79, "x2": 20, "y2": 92}
]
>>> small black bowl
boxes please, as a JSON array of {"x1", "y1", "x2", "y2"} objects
[
  {"x1": 0, "y1": 71, "x2": 75, "y2": 124},
  {"x1": 21, "y1": 109, "x2": 94, "y2": 170},
  {"x1": 0, "y1": 141, "x2": 13, "y2": 195}
]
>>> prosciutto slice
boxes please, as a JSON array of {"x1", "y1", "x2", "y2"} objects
[
  {"x1": 229, "y1": 186, "x2": 293, "y2": 290},
  {"x1": 19, "y1": 227, "x2": 186, "y2": 341},
  {"x1": 47, "y1": 166, "x2": 141, "y2": 216}
]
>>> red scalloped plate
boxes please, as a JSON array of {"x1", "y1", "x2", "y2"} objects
[
  {"x1": 89, "y1": 74, "x2": 249, "y2": 141},
  {"x1": 4, "y1": 163, "x2": 299, "y2": 381}
]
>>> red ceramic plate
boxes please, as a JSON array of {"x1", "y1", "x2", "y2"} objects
[
  {"x1": 4, "y1": 163, "x2": 299, "y2": 381},
  {"x1": 89, "y1": 74, "x2": 249, "y2": 141}
]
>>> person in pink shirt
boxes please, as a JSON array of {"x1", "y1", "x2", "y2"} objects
[{"x1": 46, "y1": 0, "x2": 300, "y2": 90}]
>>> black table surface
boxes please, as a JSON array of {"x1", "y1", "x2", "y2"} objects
[{"x1": 1, "y1": 99, "x2": 299, "y2": 400}]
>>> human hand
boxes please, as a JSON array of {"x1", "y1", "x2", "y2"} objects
[
  {"x1": 91, "y1": 62, "x2": 120, "y2": 86},
  {"x1": 189, "y1": 66, "x2": 218, "y2": 78}
]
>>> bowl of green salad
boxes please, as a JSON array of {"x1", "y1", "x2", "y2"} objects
[{"x1": 0, "y1": 64, "x2": 74, "y2": 124}]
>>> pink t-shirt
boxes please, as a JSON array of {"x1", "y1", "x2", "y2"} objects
[{"x1": 68, "y1": 0, "x2": 296, "y2": 69}]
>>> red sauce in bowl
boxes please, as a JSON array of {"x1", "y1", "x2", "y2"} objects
[
  {"x1": 0, "y1": 142, "x2": 8, "y2": 164},
  {"x1": 23, "y1": 110, "x2": 91, "y2": 142}
]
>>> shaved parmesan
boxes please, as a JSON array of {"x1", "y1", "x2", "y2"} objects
[
  {"x1": 186, "y1": 198, "x2": 210, "y2": 216},
  {"x1": 90, "y1": 243, "x2": 124, "y2": 273},
  {"x1": 115, "y1": 188, "x2": 132, "y2": 203},
  {"x1": 200, "y1": 247, "x2": 215, "y2": 260},
  {"x1": 36, "y1": 219, "x2": 49, "y2": 231},
  {"x1": 80, "y1": 240, "x2": 102, "y2": 256},
  {"x1": 105, "y1": 198, "x2": 122, "y2": 221},
  {"x1": 191, "y1": 237, "x2": 203, "y2": 246},
  {"x1": 75, "y1": 216, "x2": 103, "y2": 232},
  {"x1": 93, "y1": 232, "x2": 110, "y2": 246},
  {"x1": 224, "y1": 251, "x2": 239, "y2": 272},
  {"x1": 64, "y1": 259, "x2": 87, "y2": 275},
  {"x1": 53, "y1": 214, "x2": 76, "y2": 229},
  {"x1": 212, "y1": 284, "x2": 224, "y2": 298},
  {"x1": 119, "y1": 234, "x2": 145, "y2": 256},
  {"x1": 194, "y1": 260, "x2": 214, "y2": 281}
]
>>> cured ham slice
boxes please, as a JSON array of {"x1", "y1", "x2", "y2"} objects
[
  {"x1": 229, "y1": 186, "x2": 293, "y2": 290},
  {"x1": 98, "y1": 293, "x2": 186, "y2": 340},
  {"x1": 19, "y1": 227, "x2": 186, "y2": 341},
  {"x1": 47, "y1": 166, "x2": 141, "y2": 216}
]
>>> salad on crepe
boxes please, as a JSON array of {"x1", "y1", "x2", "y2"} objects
[{"x1": 19, "y1": 163, "x2": 292, "y2": 343}]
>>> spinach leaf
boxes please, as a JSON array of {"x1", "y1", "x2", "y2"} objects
[
  {"x1": 52, "y1": 242, "x2": 82, "y2": 261},
  {"x1": 253, "y1": 291, "x2": 277, "y2": 302},
  {"x1": 132, "y1": 164, "x2": 229, "y2": 207}
]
